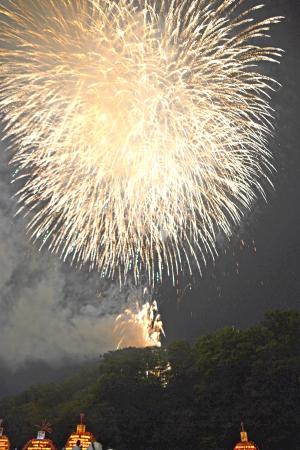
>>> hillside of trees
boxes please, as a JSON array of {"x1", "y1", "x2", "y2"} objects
[{"x1": 1, "y1": 310, "x2": 299, "y2": 450}]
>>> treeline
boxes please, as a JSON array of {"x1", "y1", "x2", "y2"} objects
[{"x1": 1, "y1": 310, "x2": 299, "y2": 450}]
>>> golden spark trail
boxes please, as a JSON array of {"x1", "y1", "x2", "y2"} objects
[{"x1": 0, "y1": 0, "x2": 283, "y2": 283}]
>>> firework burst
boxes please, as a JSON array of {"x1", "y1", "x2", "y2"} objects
[
  {"x1": 0, "y1": 0, "x2": 282, "y2": 283},
  {"x1": 114, "y1": 300, "x2": 165, "y2": 348}
]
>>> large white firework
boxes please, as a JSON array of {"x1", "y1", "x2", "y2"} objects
[{"x1": 0, "y1": 0, "x2": 282, "y2": 283}]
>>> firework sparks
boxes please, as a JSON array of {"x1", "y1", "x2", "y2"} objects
[
  {"x1": 0, "y1": 0, "x2": 283, "y2": 283},
  {"x1": 114, "y1": 300, "x2": 165, "y2": 348}
]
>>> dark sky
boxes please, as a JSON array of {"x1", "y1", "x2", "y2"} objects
[
  {"x1": 161, "y1": 0, "x2": 300, "y2": 340},
  {"x1": 0, "y1": 0, "x2": 299, "y2": 397}
]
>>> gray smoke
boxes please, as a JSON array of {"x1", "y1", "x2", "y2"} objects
[{"x1": 0, "y1": 144, "x2": 144, "y2": 369}]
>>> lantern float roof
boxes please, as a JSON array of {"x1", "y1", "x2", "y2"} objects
[
  {"x1": 22, "y1": 423, "x2": 56, "y2": 450},
  {"x1": 0, "y1": 420, "x2": 10, "y2": 450},
  {"x1": 233, "y1": 423, "x2": 259, "y2": 450},
  {"x1": 65, "y1": 414, "x2": 94, "y2": 450}
]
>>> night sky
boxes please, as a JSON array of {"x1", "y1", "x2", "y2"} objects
[
  {"x1": 0, "y1": 0, "x2": 299, "y2": 397},
  {"x1": 161, "y1": 0, "x2": 300, "y2": 339}
]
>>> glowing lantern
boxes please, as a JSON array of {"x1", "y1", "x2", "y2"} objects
[
  {"x1": 65, "y1": 414, "x2": 94, "y2": 450},
  {"x1": 234, "y1": 423, "x2": 259, "y2": 450},
  {"x1": 0, "y1": 420, "x2": 11, "y2": 450},
  {"x1": 22, "y1": 422, "x2": 56, "y2": 450}
]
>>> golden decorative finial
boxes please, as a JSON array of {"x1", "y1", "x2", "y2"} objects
[
  {"x1": 76, "y1": 414, "x2": 86, "y2": 434},
  {"x1": 240, "y1": 422, "x2": 248, "y2": 443}
]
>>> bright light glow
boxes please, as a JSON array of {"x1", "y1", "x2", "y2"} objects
[
  {"x1": 0, "y1": 0, "x2": 282, "y2": 283},
  {"x1": 114, "y1": 300, "x2": 165, "y2": 348}
]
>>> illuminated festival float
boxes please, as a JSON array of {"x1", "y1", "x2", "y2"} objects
[
  {"x1": 65, "y1": 414, "x2": 95, "y2": 450},
  {"x1": 234, "y1": 423, "x2": 259, "y2": 450},
  {"x1": 0, "y1": 420, "x2": 10, "y2": 450},
  {"x1": 22, "y1": 422, "x2": 56, "y2": 450}
]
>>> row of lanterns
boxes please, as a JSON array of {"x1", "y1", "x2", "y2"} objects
[
  {"x1": 0, "y1": 415, "x2": 95, "y2": 450},
  {"x1": 0, "y1": 417, "x2": 259, "y2": 450}
]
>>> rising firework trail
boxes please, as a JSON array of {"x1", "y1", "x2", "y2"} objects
[{"x1": 0, "y1": 0, "x2": 283, "y2": 284}]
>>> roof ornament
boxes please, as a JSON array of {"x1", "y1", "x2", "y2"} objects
[
  {"x1": 35, "y1": 421, "x2": 53, "y2": 439},
  {"x1": 240, "y1": 422, "x2": 248, "y2": 443}
]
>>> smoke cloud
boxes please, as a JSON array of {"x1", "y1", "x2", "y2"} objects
[{"x1": 0, "y1": 146, "x2": 145, "y2": 369}]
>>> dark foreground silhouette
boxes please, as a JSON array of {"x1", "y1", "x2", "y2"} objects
[{"x1": 1, "y1": 310, "x2": 299, "y2": 450}]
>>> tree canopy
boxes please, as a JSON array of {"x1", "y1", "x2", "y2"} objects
[{"x1": 1, "y1": 310, "x2": 299, "y2": 450}]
